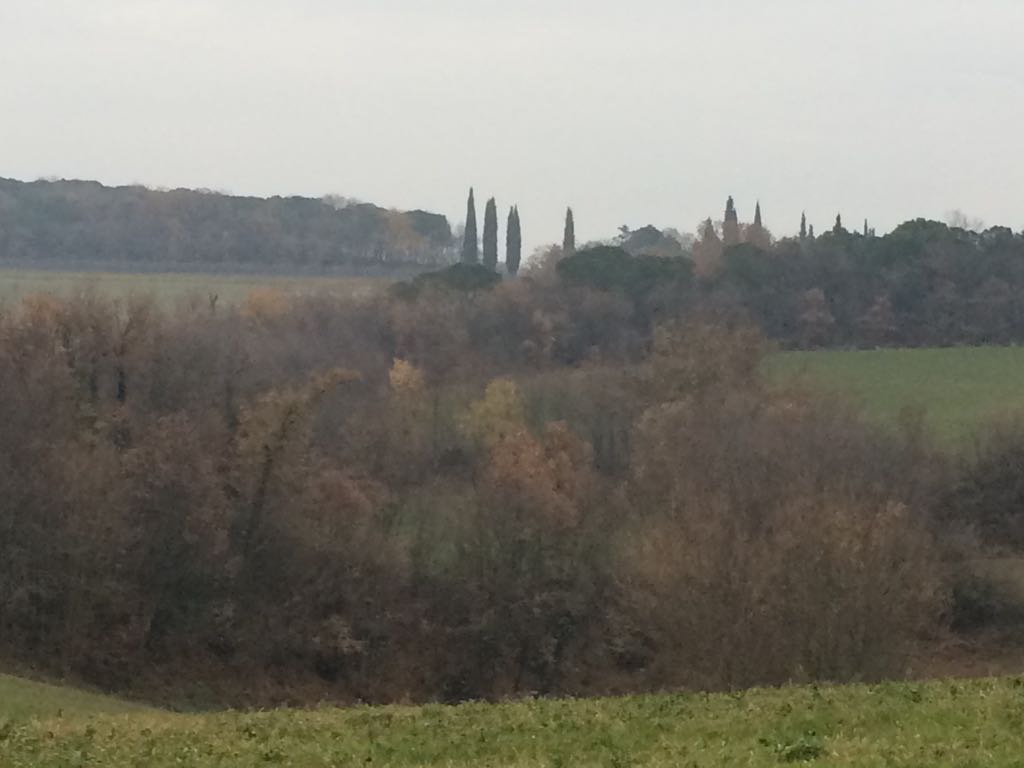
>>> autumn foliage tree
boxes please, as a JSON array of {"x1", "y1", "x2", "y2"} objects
[{"x1": 692, "y1": 218, "x2": 723, "y2": 276}]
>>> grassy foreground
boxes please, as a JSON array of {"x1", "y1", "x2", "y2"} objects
[
  {"x1": 770, "y1": 345, "x2": 1024, "y2": 446},
  {"x1": 3, "y1": 676, "x2": 1024, "y2": 766},
  {"x1": 0, "y1": 674, "x2": 149, "y2": 721}
]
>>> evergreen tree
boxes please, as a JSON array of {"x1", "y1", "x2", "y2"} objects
[
  {"x1": 800, "y1": 212, "x2": 808, "y2": 240},
  {"x1": 748, "y1": 201, "x2": 770, "y2": 249},
  {"x1": 483, "y1": 197, "x2": 498, "y2": 270},
  {"x1": 563, "y1": 207, "x2": 576, "y2": 255},
  {"x1": 723, "y1": 196, "x2": 740, "y2": 245},
  {"x1": 863, "y1": 219, "x2": 870, "y2": 237},
  {"x1": 461, "y1": 188, "x2": 479, "y2": 264},
  {"x1": 834, "y1": 213, "x2": 844, "y2": 234},
  {"x1": 506, "y1": 206, "x2": 522, "y2": 276},
  {"x1": 808, "y1": 223, "x2": 816, "y2": 239}
]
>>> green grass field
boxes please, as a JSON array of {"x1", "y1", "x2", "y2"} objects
[
  {"x1": 0, "y1": 268, "x2": 384, "y2": 306},
  {"x1": 769, "y1": 346, "x2": 1024, "y2": 446},
  {"x1": 2, "y1": 675, "x2": 1024, "y2": 766}
]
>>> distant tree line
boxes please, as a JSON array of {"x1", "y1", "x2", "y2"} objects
[
  {"x1": 5, "y1": 177, "x2": 1024, "y2": 349},
  {"x1": 538, "y1": 197, "x2": 1024, "y2": 349},
  {"x1": 689, "y1": 201, "x2": 1024, "y2": 348},
  {"x1": 0, "y1": 178, "x2": 454, "y2": 274}
]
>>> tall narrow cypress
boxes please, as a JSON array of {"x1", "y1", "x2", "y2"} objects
[
  {"x1": 748, "y1": 201, "x2": 770, "y2": 248},
  {"x1": 562, "y1": 207, "x2": 575, "y2": 255},
  {"x1": 506, "y1": 206, "x2": 522, "y2": 276},
  {"x1": 723, "y1": 196, "x2": 740, "y2": 245},
  {"x1": 834, "y1": 213, "x2": 844, "y2": 234},
  {"x1": 800, "y1": 212, "x2": 807, "y2": 240},
  {"x1": 461, "y1": 188, "x2": 479, "y2": 264},
  {"x1": 482, "y1": 197, "x2": 498, "y2": 270}
]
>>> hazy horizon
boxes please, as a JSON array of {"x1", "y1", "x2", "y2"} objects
[{"x1": 3, "y1": 0, "x2": 1022, "y2": 255}]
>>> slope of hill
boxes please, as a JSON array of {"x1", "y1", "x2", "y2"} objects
[
  {"x1": 1, "y1": 675, "x2": 1021, "y2": 766},
  {"x1": 0, "y1": 674, "x2": 148, "y2": 720},
  {"x1": 0, "y1": 177, "x2": 454, "y2": 274}
]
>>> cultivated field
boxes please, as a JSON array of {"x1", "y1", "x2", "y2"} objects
[
  {"x1": 2, "y1": 674, "x2": 1023, "y2": 766},
  {"x1": 0, "y1": 268, "x2": 386, "y2": 306},
  {"x1": 770, "y1": 346, "x2": 1024, "y2": 446}
]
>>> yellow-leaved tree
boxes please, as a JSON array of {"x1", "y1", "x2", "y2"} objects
[
  {"x1": 461, "y1": 378, "x2": 525, "y2": 449},
  {"x1": 447, "y1": 377, "x2": 605, "y2": 698}
]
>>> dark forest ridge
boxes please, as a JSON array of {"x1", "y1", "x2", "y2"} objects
[{"x1": 0, "y1": 176, "x2": 454, "y2": 275}]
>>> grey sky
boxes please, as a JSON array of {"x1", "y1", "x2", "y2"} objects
[{"x1": 2, "y1": 0, "x2": 1022, "y2": 256}]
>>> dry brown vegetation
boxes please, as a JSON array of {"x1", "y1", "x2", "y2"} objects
[{"x1": 0, "y1": 273, "x2": 1011, "y2": 707}]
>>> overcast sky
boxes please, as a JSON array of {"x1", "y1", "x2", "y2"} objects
[{"x1": 2, "y1": 0, "x2": 1022, "y2": 255}]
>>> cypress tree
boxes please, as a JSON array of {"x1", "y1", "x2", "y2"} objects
[
  {"x1": 808, "y1": 224, "x2": 815, "y2": 239},
  {"x1": 800, "y1": 212, "x2": 808, "y2": 240},
  {"x1": 563, "y1": 207, "x2": 575, "y2": 255},
  {"x1": 461, "y1": 188, "x2": 479, "y2": 264},
  {"x1": 834, "y1": 213, "x2": 844, "y2": 234},
  {"x1": 723, "y1": 196, "x2": 740, "y2": 245},
  {"x1": 749, "y1": 201, "x2": 770, "y2": 249},
  {"x1": 482, "y1": 197, "x2": 498, "y2": 270},
  {"x1": 506, "y1": 206, "x2": 522, "y2": 276},
  {"x1": 863, "y1": 219, "x2": 869, "y2": 237}
]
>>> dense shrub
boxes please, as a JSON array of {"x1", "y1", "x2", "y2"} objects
[
  {"x1": 617, "y1": 391, "x2": 942, "y2": 689},
  {"x1": 391, "y1": 263, "x2": 502, "y2": 300},
  {"x1": 938, "y1": 419, "x2": 1024, "y2": 549}
]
